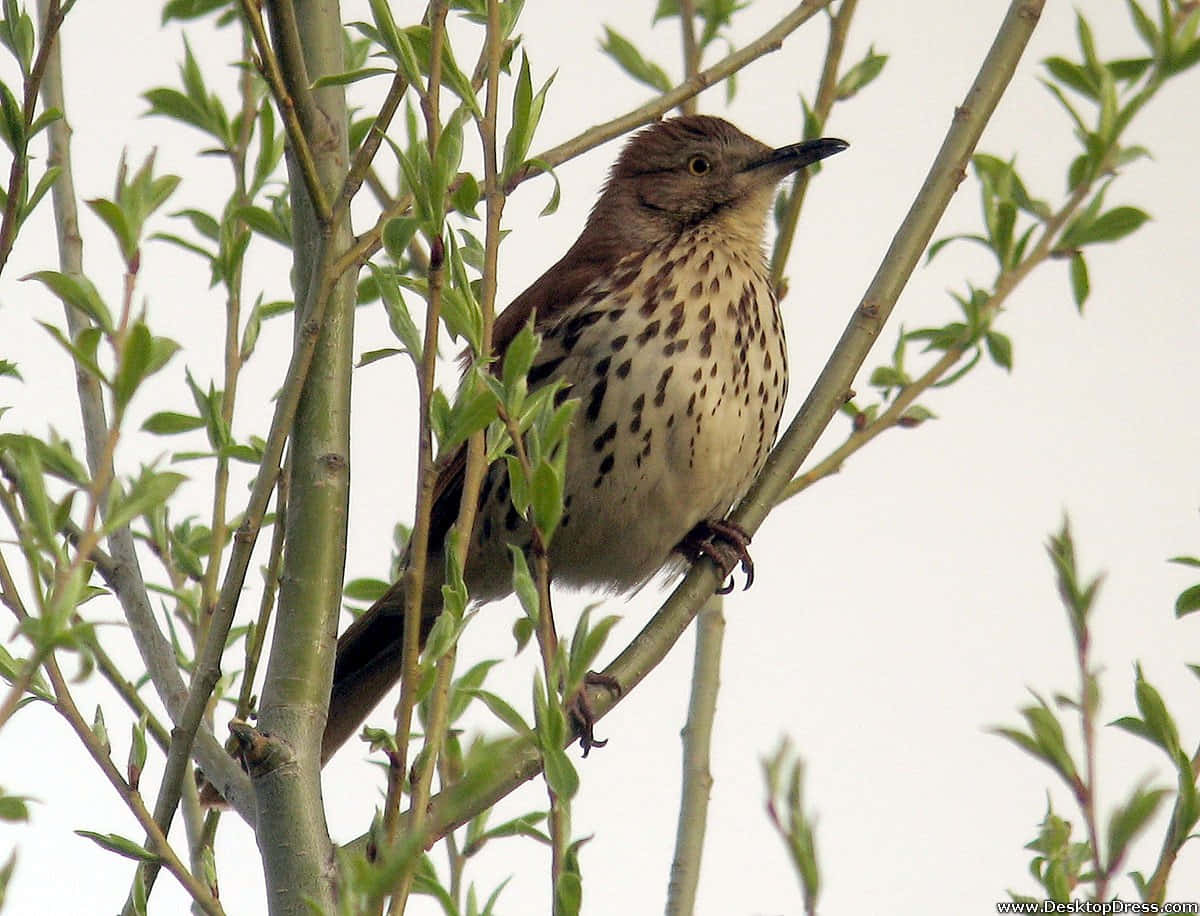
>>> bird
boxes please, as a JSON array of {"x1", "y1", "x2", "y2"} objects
[{"x1": 323, "y1": 115, "x2": 847, "y2": 762}]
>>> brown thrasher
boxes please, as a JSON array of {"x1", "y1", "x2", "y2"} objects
[{"x1": 323, "y1": 115, "x2": 847, "y2": 761}]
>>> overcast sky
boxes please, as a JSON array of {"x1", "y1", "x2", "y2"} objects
[{"x1": 1, "y1": 1, "x2": 1198, "y2": 913}]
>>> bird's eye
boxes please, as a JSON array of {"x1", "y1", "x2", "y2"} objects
[{"x1": 687, "y1": 155, "x2": 711, "y2": 176}]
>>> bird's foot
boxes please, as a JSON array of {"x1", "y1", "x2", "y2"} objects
[
  {"x1": 679, "y1": 518, "x2": 754, "y2": 593},
  {"x1": 568, "y1": 671, "x2": 622, "y2": 757}
]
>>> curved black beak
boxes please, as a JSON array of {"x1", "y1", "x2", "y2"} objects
[{"x1": 746, "y1": 137, "x2": 849, "y2": 174}]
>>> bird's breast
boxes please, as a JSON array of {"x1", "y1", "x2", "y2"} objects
[{"x1": 535, "y1": 229, "x2": 789, "y2": 592}]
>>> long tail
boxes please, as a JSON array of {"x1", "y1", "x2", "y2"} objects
[{"x1": 321, "y1": 581, "x2": 439, "y2": 764}]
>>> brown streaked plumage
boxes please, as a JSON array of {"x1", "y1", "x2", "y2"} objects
[{"x1": 323, "y1": 116, "x2": 847, "y2": 762}]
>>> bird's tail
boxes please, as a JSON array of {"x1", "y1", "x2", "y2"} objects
[{"x1": 321, "y1": 580, "x2": 440, "y2": 764}]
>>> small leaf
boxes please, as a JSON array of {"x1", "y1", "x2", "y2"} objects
[
  {"x1": 1069, "y1": 253, "x2": 1090, "y2": 311},
  {"x1": 142, "y1": 411, "x2": 205, "y2": 435},
  {"x1": 542, "y1": 745, "x2": 579, "y2": 800},
  {"x1": 1106, "y1": 785, "x2": 1168, "y2": 869},
  {"x1": 75, "y1": 831, "x2": 160, "y2": 863},
  {"x1": 835, "y1": 46, "x2": 888, "y2": 100},
  {"x1": 382, "y1": 216, "x2": 420, "y2": 262},
  {"x1": 343, "y1": 578, "x2": 389, "y2": 602},
  {"x1": 103, "y1": 469, "x2": 187, "y2": 535},
  {"x1": 599, "y1": 27, "x2": 672, "y2": 93},
  {"x1": 465, "y1": 687, "x2": 533, "y2": 738},
  {"x1": 23, "y1": 271, "x2": 113, "y2": 332},
  {"x1": 113, "y1": 323, "x2": 154, "y2": 409},
  {"x1": 985, "y1": 330, "x2": 1013, "y2": 371},
  {"x1": 1174, "y1": 583, "x2": 1200, "y2": 618},
  {"x1": 530, "y1": 459, "x2": 563, "y2": 542}
]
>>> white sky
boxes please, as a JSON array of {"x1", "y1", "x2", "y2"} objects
[{"x1": 1, "y1": 1, "x2": 1198, "y2": 913}]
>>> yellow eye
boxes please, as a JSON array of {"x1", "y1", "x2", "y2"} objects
[{"x1": 687, "y1": 155, "x2": 711, "y2": 176}]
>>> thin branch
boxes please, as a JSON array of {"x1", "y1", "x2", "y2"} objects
[
  {"x1": 770, "y1": 0, "x2": 858, "y2": 290},
  {"x1": 43, "y1": 654, "x2": 226, "y2": 916},
  {"x1": 677, "y1": 0, "x2": 700, "y2": 117},
  {"x1": 0, "y1": 0, "x2": 66, "y2": 275},
  {"x1": 335, "y1": 72, "x2": 410, "y2": 223},
  {"x1": 665, "y1": 595, "x2": 724, "y2": 916},
  {"x1": 778, "y1": 170, "x2": 1094, "y2": 504},
  {"x1": 35, "y1": 0, "x2": 254, "y2": 818},
  {"x1": 239, "y1": 0, "x2": 332, "y2": 224},
  {"x1": 382, "y1": 6, "x2": 450, "y2": 912}
]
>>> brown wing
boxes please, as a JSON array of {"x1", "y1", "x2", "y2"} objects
[{"x1": 323, "y1": 232, "x2": 627, "y2": 763}]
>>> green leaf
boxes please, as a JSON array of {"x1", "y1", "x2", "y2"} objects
[
  {"x1": 38, "y1": 322, "x2": 106, "y2": 383},
  {"x1": 1106, "y1": 785, "x2": 1168, "y2": 870},
  {"x1": 437, "y1": 383, "x2": 499, "y2": 455},
  {"x1": 311, "y1": 66, "x2": 393, "y2": 89},
  {"x1": 128, "y1": 716, "x2": 148, "y2": 789},
  {"x1": 835, "y1": 46, "x2": 888, "y2": 100},
  {"x1": 372, "y1": 265, "x2": 423, "y2": 364},
  {"x1": 142, "y1": 412, "x2": 205, "y2": 435},
  {"x1": 103, "y1": 469, "x2": 187, "y2": 535},
  {"x1": 502, "y1": 53, "x2": 556, "y2": 183},
  {"x1": 1080, "y1": 206, "x2": 1150, "y2": 245},
  {"x1": 113, "y1": 322, "x2": 154, "y2": 409},
  {"x1": 1044, "y1": 56, "x2": 1097, "y2": 97},
  {"x1": 382, "y1": 216, "x2": 420, "y2": 262},
  {"x1": 75, "y1": 831, "x2": 160, "y2": 863},
  {"x1": 1133, "y1": 668, "x2": 1181, "y2": 757},
  {"x1": 599, "y1": 27, "x2": 672, "y2": 93},
  {"x1": 1110, "y1": 714, "x2": 1154, "y2": 744},
  {"x1": 1174, "y1": 583, "x2": 1200, "y2": 618},
  {"x1": 502, "y1": 323, "x2": 537, "y2": 402},
  {"x1": 984, "y1": 331, "x2": 1013, "y2": 371},
  {"x1": 86, "y1": 198, "x2": 136, "y2": 263},
  {"x1": 530, "y1": 458, "x2": 563, "y2": 542},
  {"x1": 23, "y1": 271, "x2": 113, "y2": 332},
  {"x1": 343, "y1": 577, "x2": 389, "y2": 602},
  {"x1": 433, "y1": 107, "x2": 467, "y2": 201},
  {"x1": 1069, "y1": 253, "x2": 1090, "y2": 311},
  {"x1": 1125, "y1": 0, "x2": 1161, "y2": 55},
  {"x1": 542, "y1": 745, "x2": 579, "y2": 800},
  {"x1": 451, "y1": 173, "x2": 480, "y2": 218},
  {"x1": 555, "y1": 870, "x2": 582, "y2": 916},
  {"x1": 357, "y1": 347, "x2": 401, "y2": 367},
  {"x1": 465, "y1": 687, "x2": 533, "y2": 738},
  {"x1": 0, "y1": 81, "x2": 26, "y2": 153},
  {"x1": 509, "y1": 546, "x2": 538, "y2": 624}
]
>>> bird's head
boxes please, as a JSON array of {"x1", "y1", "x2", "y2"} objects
[{"x1": 589, "y1": 115, "x2": 847, "y2": 248}]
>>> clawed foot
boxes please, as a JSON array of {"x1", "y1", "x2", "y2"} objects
[
  {"x1": 567, "y1": 671, "x2": 622, "y2": 757},
  {"x1": 679, "y1": 518, "x2": 754, "y2": 594}
]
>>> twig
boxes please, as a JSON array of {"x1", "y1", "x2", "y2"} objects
[
  {"x1": 35, "y1": 0, "x2": 254, "y2": 819},
  {"x1": 665, "y1": 594, "x2": 724, "y2": 916},
  {"x1": 239, "y1": 0, "x2": 332, "y2": 223},
  {"x1": 770, "y1": 0, "x2": 858, "y2": 290},
  {"x1": 0, "y1": 0, "x2": 66, "y2": 275},
  {"x1": 336, "y1": 72, "x2": 410, "y2": 223},
  {"x1": 380, "y1": 5, "x2": 451, "y2": 913},
  {"x1": 777, "y1": 170, "x2": 1093, "y2": 504},
  {"x1": 43, "y1": 653, "x2": 226, "y2": 916},
  {"x1": 677, "y1": 0, "x2": 700, "y2": 118}
]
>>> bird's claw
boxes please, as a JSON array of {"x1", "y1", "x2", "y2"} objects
[
  {"x1": 568, "y1": 671, "x2": 622, "y2": 757},
  {"x1": 679, "y1": 518, "x2": 755, "y2": 593}
]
